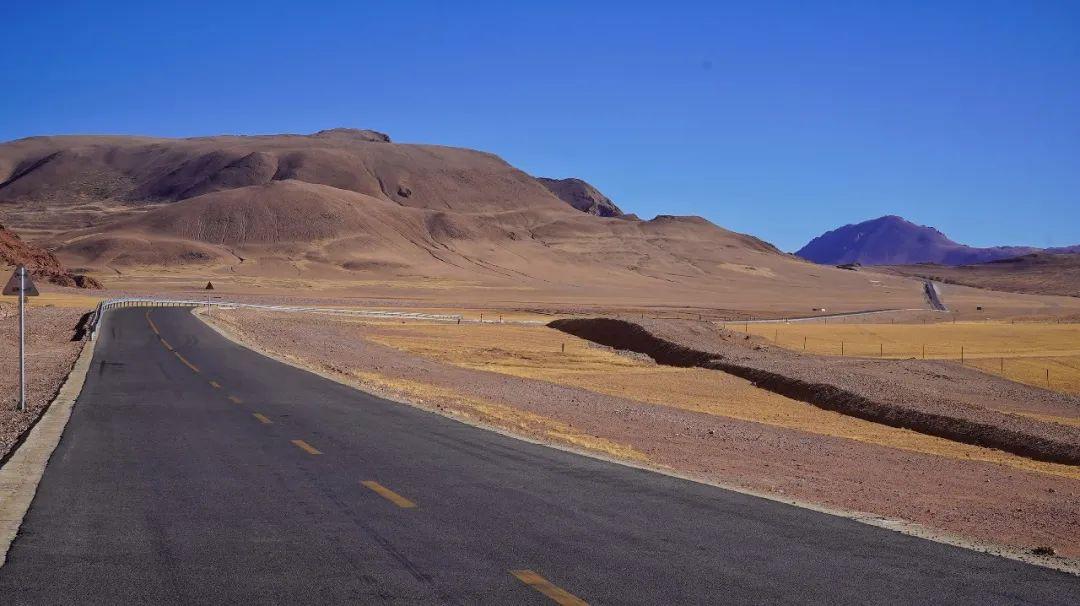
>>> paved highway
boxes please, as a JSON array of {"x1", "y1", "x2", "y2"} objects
[{"x1": 0, "y1": 307, "x2": 1075, "y2": 604}]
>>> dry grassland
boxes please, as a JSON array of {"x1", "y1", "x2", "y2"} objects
[
  {"x1": 363, "y1": 321, "x2": 1080, "y2": 480},
  {"x1": 741, "y1": 322, "x2": 1080, "y2": 395},
  {"x1": 0, "y1": 290, "x2": 103, "y2": 310}
]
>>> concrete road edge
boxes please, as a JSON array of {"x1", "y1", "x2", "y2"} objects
[{"x1": 0, "y1": 337, "x2": 97, "y2": 567}]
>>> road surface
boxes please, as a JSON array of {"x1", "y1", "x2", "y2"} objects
[
  {"x1": 0, "y1": 307, "x2": 1075, "y2": 604},
  {"x1": 925, "y1": 280, "x2": 949, "y2": 312}
]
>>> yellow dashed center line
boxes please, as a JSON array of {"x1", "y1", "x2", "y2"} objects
[
  {"x1": 291, "y1": 439, "x2": 322, "y2": 455},
  {"x1": 228, "y1": 395, "x2": 243, "y2": 404},
  {"x1": 209, "y1": 380, "x2": 222, "y2": 389},
  {"x1": 145, "y1": 311, "x2": 160, "y2": 335},
  {"x1": 174, "y1": 352, "x2": 200, "y2": 373},
  {"x1": 361, "y1": 481, "x2": 417, "y2": 509},
  {"x1": 510, "y1": 570, "x2": 588, "y2": 605},
  {"x1": 252, "y1": 413, "x2": 273, "y2": 425}
]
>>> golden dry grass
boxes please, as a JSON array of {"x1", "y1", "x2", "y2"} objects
[
  {"x1": 741, "y1": 322, "x2": 1080, "y2": 394},
  {"x1": 363, "y1": 322, "x2": 1080, "y2": 479},
  {"x1": 0, "y1": 290, "x2": 103, "y2": 310}
]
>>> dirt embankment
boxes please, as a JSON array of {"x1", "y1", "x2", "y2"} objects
[
  {"x1": 0, "y1": 303, "x2": 89, "y2": 461},
  {"x1": 0, "y1": 224, "x2": 101, "y2": 289},
  {"x1": 549, "y1": 318, "x2": 1080, "y2": 466}
]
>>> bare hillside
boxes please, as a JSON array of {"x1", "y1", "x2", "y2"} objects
[
  {"x1": 0, "y1": 224, "x2": 100, "y2": 288},
  {"x1": 880, "y1": 254, "x2": 1080, "y2": 298},
  {"x1": 0, "y1": 129, "x2": 936, "y2": 310}
]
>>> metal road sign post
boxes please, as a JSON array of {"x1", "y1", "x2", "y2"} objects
[{"x1": 4, "y1": 265, "x2": 40, "y2": 411}]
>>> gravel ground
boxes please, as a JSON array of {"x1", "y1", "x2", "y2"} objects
[
  {"x1": 0, "y1": 302, "x2": 87, "y2": 461},
  {"x1": 207, "y1": 309, "x2": 1080, "y2": 561}
]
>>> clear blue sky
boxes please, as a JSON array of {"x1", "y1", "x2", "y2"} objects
[{"x1": 3, "y1": 1, "x2": 1078, "y2": 251}]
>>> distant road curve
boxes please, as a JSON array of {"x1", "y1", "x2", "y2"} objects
[
  {"x1": 925, "y1": 280, "x2": 950, "y2": 311},
  {"x1": 740, "y1": 307, "x2": 947, "y2": 324}
]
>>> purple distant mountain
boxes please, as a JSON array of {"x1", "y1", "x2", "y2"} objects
[{"x1": 796, "y1": 215, "x2": 1079, "y2": 266}]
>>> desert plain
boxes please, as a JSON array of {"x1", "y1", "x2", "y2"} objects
[{"x1": 2, "y1": 129, "x2": 1079, "y2": 571}]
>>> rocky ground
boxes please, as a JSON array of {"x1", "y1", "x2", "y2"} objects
[
  {"x1": 0, "y1": 302, "x2": 87, "y2": 460},
  {"x1": 205, "y1": 308, "x2": 1080, "y2": 564}
]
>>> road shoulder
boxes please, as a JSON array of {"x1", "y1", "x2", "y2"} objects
[{"x1": 0, "y1": 337, "x2": 96, "y2": 567}]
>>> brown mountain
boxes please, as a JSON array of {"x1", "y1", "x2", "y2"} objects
[
  {"x1": 796, "y1": 215, "x2": 1076, "y2": 266},
  {"x1": 0, "y1": 129, "x2": 931, "y2": 310},
  {"x1": 537, "y1": 177, "x2": 627, "y2": 218}
]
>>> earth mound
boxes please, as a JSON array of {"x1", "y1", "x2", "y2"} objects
[{"x1": 0, "y1": 224, "x2": 101, "y2": 288}]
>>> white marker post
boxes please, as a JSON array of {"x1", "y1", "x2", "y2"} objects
[{"x1": 4, "y1": 265, "x2": 39, "y2": 412}]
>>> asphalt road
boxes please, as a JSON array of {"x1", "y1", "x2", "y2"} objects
[
  {"x1": 0, "y1": 307, "x2": 1076, "y2": 604},
  {"x1": 925, "y1": 280, "x2": 949, "y2": 312}
]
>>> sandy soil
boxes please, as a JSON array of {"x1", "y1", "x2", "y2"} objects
[
  {"x1": 206, "y1": 308, "x2": 1080, "y2": 561},
  {"x1": 0, "y1": 301, "x2": 87, "y2": 460}
]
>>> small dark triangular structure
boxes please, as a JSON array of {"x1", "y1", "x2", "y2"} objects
[
  {"x1": 205, "y1": 281, "x2": 215, "y2": 290},
  {"x1": 3, "y1": 266, "x2": 39, "y2": 297}
]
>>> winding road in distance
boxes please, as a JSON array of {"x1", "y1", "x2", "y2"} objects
[{"x1": 0, "y1": 307, "x2": 1075, "y2": 604}]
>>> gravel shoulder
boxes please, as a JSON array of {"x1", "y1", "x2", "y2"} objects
[
  {"x1": 0, "y1": 302, "x2": 88, "y2": 461},
  {"x1": 205, "y1": 308, "x2": 1080, "y2": 565}
]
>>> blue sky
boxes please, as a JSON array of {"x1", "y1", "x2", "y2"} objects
[{"x1": 3, "y1": 1, "x2": 1078, "y2": 251}]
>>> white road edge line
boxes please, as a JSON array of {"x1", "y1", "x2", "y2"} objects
[{"x1": 0, "y1": 335, "x2": 97, "y2": 568}]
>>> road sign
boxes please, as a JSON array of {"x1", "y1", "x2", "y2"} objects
[{"x1": 3, "y1": 266, "x2": 39, "y2": 296}]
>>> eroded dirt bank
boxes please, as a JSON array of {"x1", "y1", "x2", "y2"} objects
[{"x1": 550, "y1": 318, "x2": 1080, "y2": 466}]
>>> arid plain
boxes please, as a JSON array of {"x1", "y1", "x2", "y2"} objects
[{"x1": 2, "y1": 130, "x2": 1080, "y2": 570}]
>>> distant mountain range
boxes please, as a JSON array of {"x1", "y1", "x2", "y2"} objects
[{"x1": 796, "y1": 215, "x2": 1080, "y2": 266}]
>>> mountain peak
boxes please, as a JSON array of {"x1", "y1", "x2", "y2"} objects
[
  {"x1": 796, "y1": 215, "x2": 1042, "y2": 266},
  {"x1": 536, "y1": 177, "x2": 625, "y2": 218},
  {"x1": 311, "y1": 128, "x2": 391, "y2": 143}
]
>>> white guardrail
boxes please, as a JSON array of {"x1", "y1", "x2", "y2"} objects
[{"x1": 88, "y1": 297, "x2": 464, "y2": 340}]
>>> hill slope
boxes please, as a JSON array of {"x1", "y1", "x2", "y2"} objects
[
  {"x1": 0, "y1": 224, "x2": 100, "y2": 288},
  {"x1": 796, "y1": 215, "x2": 1075, "y2": 266},
  {"x1": 0, "y1": 130, "x2": 935, "y2": 310},
  {"x1": 537, "y1": 177, "x2": 626, "y2": 218},
  {"x1": 881, "y1": 253, "x2": 1080, "y2": 298}
]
